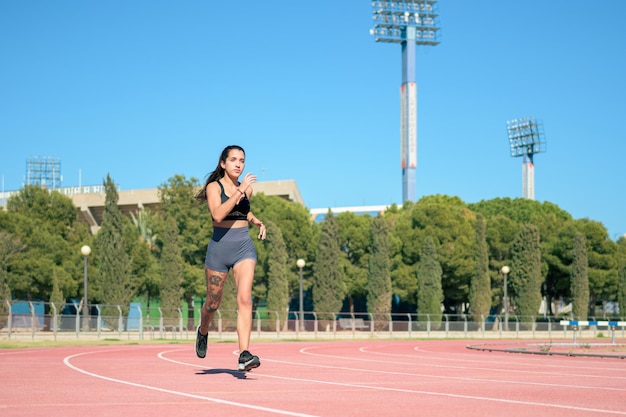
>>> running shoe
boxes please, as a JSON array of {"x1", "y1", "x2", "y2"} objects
[
  {"x1": 195, "y1": 326, "x2": 207, "y2": 358},
  {"x1": 238, "y1": 350, "x2": 261, "y2": 371}
]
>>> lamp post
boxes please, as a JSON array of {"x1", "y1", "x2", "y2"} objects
[
  {"x1": 296, "y1": 258, "x2": 305, "y2": 331},
  {"x1": 81, "y1": 245, "x2": 91, "y2": 331},
  {"x1": 501, "y1": 265, "x2": 510, "y2": 331}
]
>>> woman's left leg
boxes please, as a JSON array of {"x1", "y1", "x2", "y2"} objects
[{"x1": 232, "y1": 258, "x2": 256, "y2": 353}]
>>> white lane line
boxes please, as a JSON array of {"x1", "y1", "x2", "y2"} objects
[
  {"x1": 157, "y1": 349, "x2": 626, "y2": 416},
  {"x1": 296, "y1": 345, "x2": 626, "y2": 382},
  {"x1": 63, "y1": 350, "x2": 321, "y2": 417},
  {"x1": 408, "y1": 344, "x2": 626, "y2": 372},
  {"x1": 355, "y1": 345, "x2": 626, "y2": 374},
  {"x1": 263, "y1": 356, "x2": 626, "y2": 392}
]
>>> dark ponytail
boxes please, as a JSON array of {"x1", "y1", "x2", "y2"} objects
[{"x1": 194, "y1": 145, "x2": 245, "y2": 201}]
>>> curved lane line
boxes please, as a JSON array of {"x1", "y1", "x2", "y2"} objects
[
  {"x1": 157, "y1": 348, "x2": 626, "y2": 416},
  {"x1": 63, "y1": 349, "x2": 321, "y2": 417},
  {"x1": 357, "y1": 345, "x2": 626, "y2": 374},
  {"x1": 298, "y1": 345, "x2": 626, "y2": 382}
]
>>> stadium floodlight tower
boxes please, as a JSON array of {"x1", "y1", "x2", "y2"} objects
[
  {"x1": 506, "y1": 117, "x2": 547, "y2": 200},
  {"x1": 370, "y1": 0, "x2": 440, "y2": 203},
  {"x1": 25, "y1": 155, "x2": 62, "y2": 190}
]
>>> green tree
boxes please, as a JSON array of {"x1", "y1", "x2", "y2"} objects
[
  {"x1": 618, "y1": 259, "x2": 626, "y2": 318},
  {"x1": 0, "y1": 231, "x2": 22, "y2": 327},
  {"x1": 367, "y1": 215, "x2": 392, "y2": 326},
  {"x1": 131, "y1": 209, "x2": 159, "y2": 251},
  {"x1": 417, "y1": 236, "x2": 444, "y2": 326},
  {"x1": 265, "y1": 221, "x2": 289, "y2": 331},
  {"x1": 570, "y1": 232, "x2": 589, "y2": 319},
  {"x1": 130, "y1": 209, "x2": 161, "y2": 313},
  {"x1": 509, "y1": 224, "x2": 543, "y2": 325},
  {"x1": 159, "y1": 174, "x2": 212, "y2": 329},
  {"x1": 470, "y1": 197, "x2": 593, "y2": 315},
  {"x1": 1, "y1": 186, "x2": 88, "y2": 302},
  {"x1": 382, "y1": 205, "x2": 416, "y2": 311},
  {"x1": 94, "y1": 174, "x2": 134, "y2": 328},
  {"x1": 469, "y1": 214, "x2": 491, "y2": 322},
  {"x1": 312, "y1": 210, "x2": 344, "y2": 320},
  {"x1": 246, "y1": 192, "x2": 317, "y2": 311},
  {"x1": 160, "y1": 216, "x2": 184, "y2": 326},
  {"x1": 50, "y1": 268, "x2": 64, "y2": 307},
  {"x1": 0, "y1": 231, "x2": 22, "y2": 299},
  {"x1": 49, "y1": 268, "x2": 64, "y2": 329},
  {"x1": 337, "y1": 211, "x2": 372, "y2": 313},
  {"x1": 481, "y1": 214, "x2": 518, "y2": 309},
  {"x1": 544, "y1": 219, "x2": 616, "y2": 316},
  {"x1": 409, "y1": 195, "x2": 476, "y2": 313},
  {"x1": 574, "y1": 219, "x2": 617, "y2": 310}
]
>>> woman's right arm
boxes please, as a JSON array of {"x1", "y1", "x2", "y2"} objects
[{"x1": 206, "y1": 182, "x2": 242, "y2": 223}]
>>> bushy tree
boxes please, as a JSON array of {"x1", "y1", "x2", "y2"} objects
[
  {"x1": 0, "y1": 231, "x2": 21, "y2": 299},
  {"x1": 337, "y1": 211, "x2": 372, "y2": 313},
  {"x1": 385, "y1": 204, "x2": 418, "y2": 311},
  {"x1": 0, "y1": 231, "x2": 22, "y2": 327},
  {"x1": 1, "y1": 186, "x2": 88, "y2": 302},
  {"x1": 408, "y1": 195, "x2": 476, "y2": 313},
  {"x1": 471, "y1": 197, "x2": 572, "y2": 314}
]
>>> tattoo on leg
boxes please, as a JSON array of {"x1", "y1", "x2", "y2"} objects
[
  {"x1": 206, "y1": 272, "x2": 225, "y2": 312},
  {"x1": 208, "y1": 274, "x2": 223, "y2": 286}
]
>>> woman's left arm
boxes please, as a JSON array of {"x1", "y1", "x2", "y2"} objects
[{"x1": 247, "y1": 212, "x2": 266, "y2": 240}]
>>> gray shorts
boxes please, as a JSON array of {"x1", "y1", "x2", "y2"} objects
[{"x1": 204, "y1": 226, "x2": 257, "y2": 272}]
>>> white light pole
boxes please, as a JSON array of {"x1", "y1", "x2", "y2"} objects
[
  {"x1": 501, "y1": 265, "x2": 510, "y2": 331},
  {"x1": 81, "y1": 245, "x2": 91, "y2": 331},
  {"x1": 296, "y1": 258, "x2": 306, "y2": 331}
]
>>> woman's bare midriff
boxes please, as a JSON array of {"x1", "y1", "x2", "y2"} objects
[{"x1": 213, "y1": 219, "x2": 248, "y2": 229}]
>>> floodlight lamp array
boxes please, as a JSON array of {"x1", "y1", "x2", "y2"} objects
[
  {"x1": 370, "y1": 0, "x2": 440, "y2": 45},
  {"x1": 506, "y1": 117, "x2": 547, "y2": 158}
]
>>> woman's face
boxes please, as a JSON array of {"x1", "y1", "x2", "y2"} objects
[{"x1": 221, "y1": 149, "x2": 245, "y2": 177}]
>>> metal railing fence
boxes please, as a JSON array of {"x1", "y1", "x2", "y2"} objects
[{"x1": 1, "y1": 299, "x2": 624, "y2": 343}]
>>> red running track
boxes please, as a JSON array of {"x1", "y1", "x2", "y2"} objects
[{"x1": 1, "y1": 339, "x2": 625, "y2": 416}]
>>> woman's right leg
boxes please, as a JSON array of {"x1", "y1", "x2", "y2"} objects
[{"x1": 199, "y1": 267, "x2": 229, "y2": 335}]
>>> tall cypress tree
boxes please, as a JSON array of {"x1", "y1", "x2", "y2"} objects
[
  {"x1": 367, "y1": 215, "x2": 392, "y2": 325},
  {"x1": 417, "y1": 236, "x2": 444, "y2": 325},
  {"x1": 265, "y1": 221, "x2": 289, "y2": 331},
  {"x1": 160, "y1": 216, "x2": 184, "y2": 326},
  {"x1": 469, "y1": 214, "x2": 491, "y2": 322},
  {"x1": 570, "y1": 232, "x2": 589, "y2": 319},
  {"x1": 509, "y1": 224, "x2": 542, "y2": 326},
  {"x1": 312, "y1": 210, "x2": 344, "y2": 321},
  {"x1": 94, "y1": 174, "x2": 133, "y2": 329}
]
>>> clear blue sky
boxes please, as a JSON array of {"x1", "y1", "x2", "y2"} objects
[{"x1": 1, "y1": 1, "x2": 625, "y2": 240}]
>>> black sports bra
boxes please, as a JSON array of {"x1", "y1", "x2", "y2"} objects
[{"x1": 217, "y1": 181, "x2": 250, "y2": 221}]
